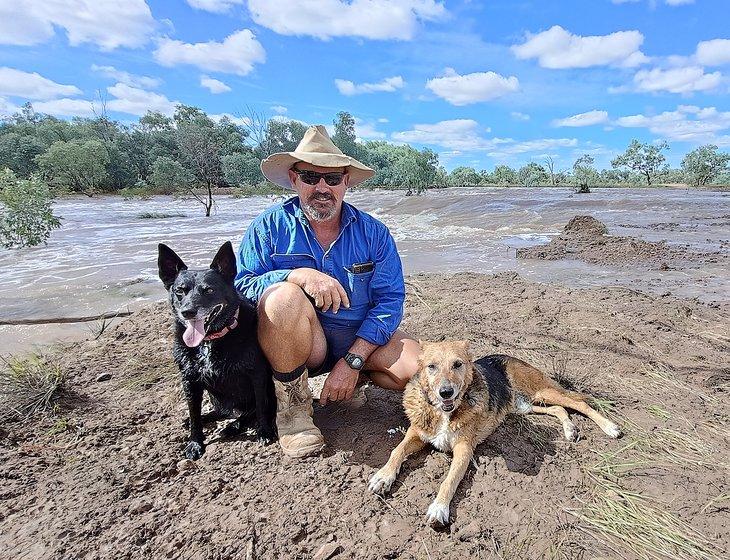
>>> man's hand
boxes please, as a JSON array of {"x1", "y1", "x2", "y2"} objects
[
  {"x1": 288, "y1": 268, "x2": 350, "y2": 313},
  {"x1": 319, "y1": 359, "x2": 359, "y2": 405}
]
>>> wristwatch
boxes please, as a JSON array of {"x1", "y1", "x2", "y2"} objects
[{"x1": 343, "y1": 352, "x2": 365, "y2": 370}]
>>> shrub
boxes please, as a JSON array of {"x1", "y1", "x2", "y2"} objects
[
  {"x1": 0, "y1": 354, "x2": 66, "y2": 422},
  {"x1": 0, "y1": 169, "x2": 61, "y2": 248}
]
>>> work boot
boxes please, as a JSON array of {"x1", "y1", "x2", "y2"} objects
[{"x1": 273, "y1": 369, "x2": 325, "y2": 458}]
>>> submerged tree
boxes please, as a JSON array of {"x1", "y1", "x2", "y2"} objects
[
  {"x1": 611, "y1": 139, "x2": 669, "y2": 186},
  {"x1": 681, "y1": 144, "x2": 730, "y2": 187},
  {"x1": 0, "y1": 169, "x2": 61, "y2": 248}
]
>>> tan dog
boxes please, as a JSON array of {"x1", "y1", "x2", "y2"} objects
[{"x1": 369, "y1": 340, "x2": 621, "y2": 526}]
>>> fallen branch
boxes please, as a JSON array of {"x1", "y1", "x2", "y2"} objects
[{"x1": 0, "y1": 311, "x2": 133, "y2": 326}]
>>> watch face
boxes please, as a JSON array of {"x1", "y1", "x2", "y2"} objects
[{"x1": 351, "y1": 357, "x2": 364, "y2": 369}]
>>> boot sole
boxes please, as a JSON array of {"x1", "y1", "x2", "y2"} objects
[{"x1": 281, "y1": 441, "x2": 325, "y2": 458}]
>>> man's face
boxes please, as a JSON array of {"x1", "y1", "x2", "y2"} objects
[{"x1": 288, "y1": 162, "x2": 349, "y2": 223}]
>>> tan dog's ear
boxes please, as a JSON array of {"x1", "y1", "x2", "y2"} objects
[{"x1": 456, "y1": 340, "x2": 472, "y2": 360}]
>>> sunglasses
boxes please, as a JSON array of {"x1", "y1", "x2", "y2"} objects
[{"x1": 293, "y1": 169, "x2": 346, "y2": 186}]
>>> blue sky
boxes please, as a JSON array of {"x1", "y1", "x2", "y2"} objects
[{"x1": 1, "y1": 0, "x2": 729, "y2": 170}]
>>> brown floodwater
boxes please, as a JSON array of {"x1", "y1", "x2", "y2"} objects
[{"x1": 2, "y1": 187, "x2": 728, "y2": 355}]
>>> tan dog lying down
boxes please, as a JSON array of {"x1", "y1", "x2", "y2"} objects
[{"x1": 369, "y1": 340, "x2": 621, "y2": 526}]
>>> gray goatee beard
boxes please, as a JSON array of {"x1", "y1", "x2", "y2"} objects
[{"x1": 302, "y1": 195, "x2": 337, "y2": 222}]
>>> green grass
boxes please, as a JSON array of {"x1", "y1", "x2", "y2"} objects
[
  {"x1": 136, "y1": 212, "x2": 187, "y2": 219},
  {"x1": 647, "y1": 405, "x2": 671, "y2": 420}
]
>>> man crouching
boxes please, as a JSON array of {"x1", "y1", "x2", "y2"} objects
[{"x1": 235, "y1": 125, "x2": 420, "y2": 458}]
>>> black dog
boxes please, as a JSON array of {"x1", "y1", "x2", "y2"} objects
[{"x1": 158, "y1": 241, "x2": 277, "y2": 459}]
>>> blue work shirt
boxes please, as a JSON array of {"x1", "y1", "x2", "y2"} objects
[{"x1": 235, "y1": 196, "x2": 405, "y2": 346}]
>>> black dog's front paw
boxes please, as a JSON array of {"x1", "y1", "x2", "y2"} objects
[
  {"x1": 256, "y1": 425, "x2": 277, "y2": 445},
  {"x1": 184, "y1": 440, "x2": 205, "y2": 460}
]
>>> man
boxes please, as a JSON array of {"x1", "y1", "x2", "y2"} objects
[{"x1": 235, "y1": 125, "x2": 420, "y2": 458}]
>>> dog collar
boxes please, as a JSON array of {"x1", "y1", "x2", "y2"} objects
[{"x1": 204, "y1": 308, "x2": 239, "y2": 341}]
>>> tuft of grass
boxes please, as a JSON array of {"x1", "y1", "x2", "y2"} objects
[
  {"x1": 572, "y1": 476, "x2": 721, "y2": 560},
  {"x1": 647, "y1": 405, "x2": 671, "y2": 420},
  {"x1": 136, "y1": 212, "x2": 186, "y2": 219},
  {"x1": 0, "y1": 355, "x2": 66, "y2": 422},
  {"x1": 48, "y1": 417, "x2": 72, "y2": 435},
  {"x1": 591, "y1": 397, "x2": 617, "y2": 415}
]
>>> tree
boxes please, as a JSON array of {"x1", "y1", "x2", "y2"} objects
[
  {"x1": 544, "y1": 156, "x2": 560, "y2": 186},
  {"x1": 0, "y1": 169, "x2": 61, "y2": 248},
  {"x1": 518, "y1": 162, "x2": 548, "y2": 186},
  {"x1": 35, "y1": 139, "x2": 109, "y2": 195},
  {"x1": 173, "y1": 105, "x2": 228, "y2": 216},
  {"x1": 492, "y1": 165, "x2": 518, "y2": 186},
  {"x1": 447, "y1": 166, "x2": 481, "y2": 187},
  {"x1": 149, "y1": 156, "x2": 194, "y2": 194},
  {"x1": 222, "y1": 151, "x2": 264, "y2": 186},
  {"x1": 611, "y1": 139, "x2": 669, "y2": 186},
  {"x1": 681, "y1": 145, "x2": 730, "y2": 187},
  {"x1": 573, "y1": 154, "x2": 599, "y2": 190},
  {"x1": 391, "y1": 146, "x2": 439, "y2": 194},
  {"x1": 332, "y1": 111, "x2": 359, "y2": 158}
]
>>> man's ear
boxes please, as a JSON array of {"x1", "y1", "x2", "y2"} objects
[
  {"x1": 210, "y1": 241, "x2": 236, "y2": 284},
  {"x1": 158, "y1": 244, "x2": 187, "y2": 289}
]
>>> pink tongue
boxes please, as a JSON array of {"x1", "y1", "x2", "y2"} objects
[{"x1": 183, "y1": 319, "x2": 206, "y2": 347}]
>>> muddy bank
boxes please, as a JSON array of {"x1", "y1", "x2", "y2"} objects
[
  {"x1": 516, "y1": 215, "x2": 727, "y2": 270},
  {"x1": 1, "y1": 272, "x2": 728, "y2": 559}
]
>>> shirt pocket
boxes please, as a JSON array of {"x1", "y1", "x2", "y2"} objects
[
  {"x1": 271, "y1": 253, "x2": 317, "y2": 270},
  {"x1": 345, "y1": 268, "x2": 374, "y2": 307}
]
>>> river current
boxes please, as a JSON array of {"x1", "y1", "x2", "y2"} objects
[{"x1": 2, "y1": 187, "x2": 728, "y2": 354}]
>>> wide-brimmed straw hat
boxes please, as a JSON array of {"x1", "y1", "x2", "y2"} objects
[{"x1": 260, "y1": 125, "x2": 374, "y2": 189}]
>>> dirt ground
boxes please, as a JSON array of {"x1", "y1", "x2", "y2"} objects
[
  {"x1": 516, "y1": 215, "x2": 727, "y2": 270},
  {"x1": 1, "y1": 233, "x2": 729, "y2": 559}
]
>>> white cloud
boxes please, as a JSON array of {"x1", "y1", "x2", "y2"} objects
[
  {"x1": 696, "y1": 39, "x2": 730, "y2": 66},
  {"x1": 334, "y1": 76, "x2": 404, "y2": 95},
  {"x1": 0, "y1": 67, "x2": 82, "y2": 100},
  {"x1": 512, "y1": 25, "x2": 648, "y2": 69},
  {"x1": 615, "y1": 105, "x2": 730, "y2": 142},
  {"x1": 391, "y1": 119, "x2": 577, "y2": 157},
  {"x1": 210, "y1": 113, "x2": 251, "y2": 126},
  {"x1": 106, "y1": 83, "x2": 177, "y2": 116},
  {"x1": 154, "y1": 29, "x2": 266, "y2": 76},
  {"x1": 510, "y1": 112, "x2": 530, "y2": 121},
  {"x1": 553, "y1": 110, "x2": 610, "y2": 127},
  {"x1": 32, "y1": 98, "x2": 98, "y2": 117},
  {"x1": 378, "y1": 117, "x2": 389, "y2": 123},
  {"x1": 353, "y1": 117, "x2": 386, "y2": 140},
  {"x1": 200, "y1": 75, "x2": 231, "y2": 94},
  {"x1": 0, "y1": 97, "x2": 20, "y2": 118},
  {"x1": 90, "y1": 64, "x2": 161, "y2": 89},
  {"x1": 271, "y1": 105, "x2": 287, "y2": 114},
  {"x1": 187, "y1": 0, "x2": 244, "y2": 13},
  {"x1": 0, "y1": 0, "x2": 155, "y2": 50},
  {"x1": 247, "y1": 0, "x2": 446, "y2": 41},
  {"x1": 425, "y1": 68, "x2": 519, "y2": 105},
  {"x1": 632, "y1": 66, "x2": 722, "y2": 93}
]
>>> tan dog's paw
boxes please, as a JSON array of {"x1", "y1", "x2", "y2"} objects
[
  {"x1": 425, "y1": 500, "x2": 450, "y2": 526},
  {"x1": 563, "y1": 420, "x2": 578, "y2": 441},
  {"x1": 602, "y1": 421, "x2": 622, "y2": 439},
  {"x1": 369, "y1": 468, "x2": 396, "y2": 495}
]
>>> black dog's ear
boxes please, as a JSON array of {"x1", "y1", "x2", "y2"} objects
[
  {"x1": 158, "y1": 244, "x2": 188, "y2": 289},
  {"x1": 210, "y1": 241, "x2": 236, "y2": 284}
]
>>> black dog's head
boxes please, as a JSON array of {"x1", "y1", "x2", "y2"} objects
[{"x1": 158, "y1": 241, "x2": 241, "y2": 348}]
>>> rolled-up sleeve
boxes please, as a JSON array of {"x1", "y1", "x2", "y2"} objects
[
  {"x1": 235, "y1": 223, "x2": 291, "y2": 302},
  {"x1": 355, "y1": 226, "x2": 405, "y2": 346}
]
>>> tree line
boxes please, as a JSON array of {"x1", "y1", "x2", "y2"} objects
[{"x1": 3, "y1": 103, "x2": 729, "y2": 202}]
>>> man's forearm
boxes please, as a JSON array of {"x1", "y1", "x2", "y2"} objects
[{"x1": 348, "y1": 337, "x2": 379, "y2": 363}]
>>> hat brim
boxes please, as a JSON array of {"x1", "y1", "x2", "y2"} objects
[{"x1": 260, "y1": 152, "x2": 375, "y2": 190}]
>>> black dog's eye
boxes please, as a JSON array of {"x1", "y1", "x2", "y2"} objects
[
  {"x1": 201, "y1": 286, "x2": 214, "y2": 294},
  {"x1": 174, "y1": 286, "x2": 189, "y2": 296},
  {"x1": 453, "y1": 360, "x2": 463, "y2": 369}
]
